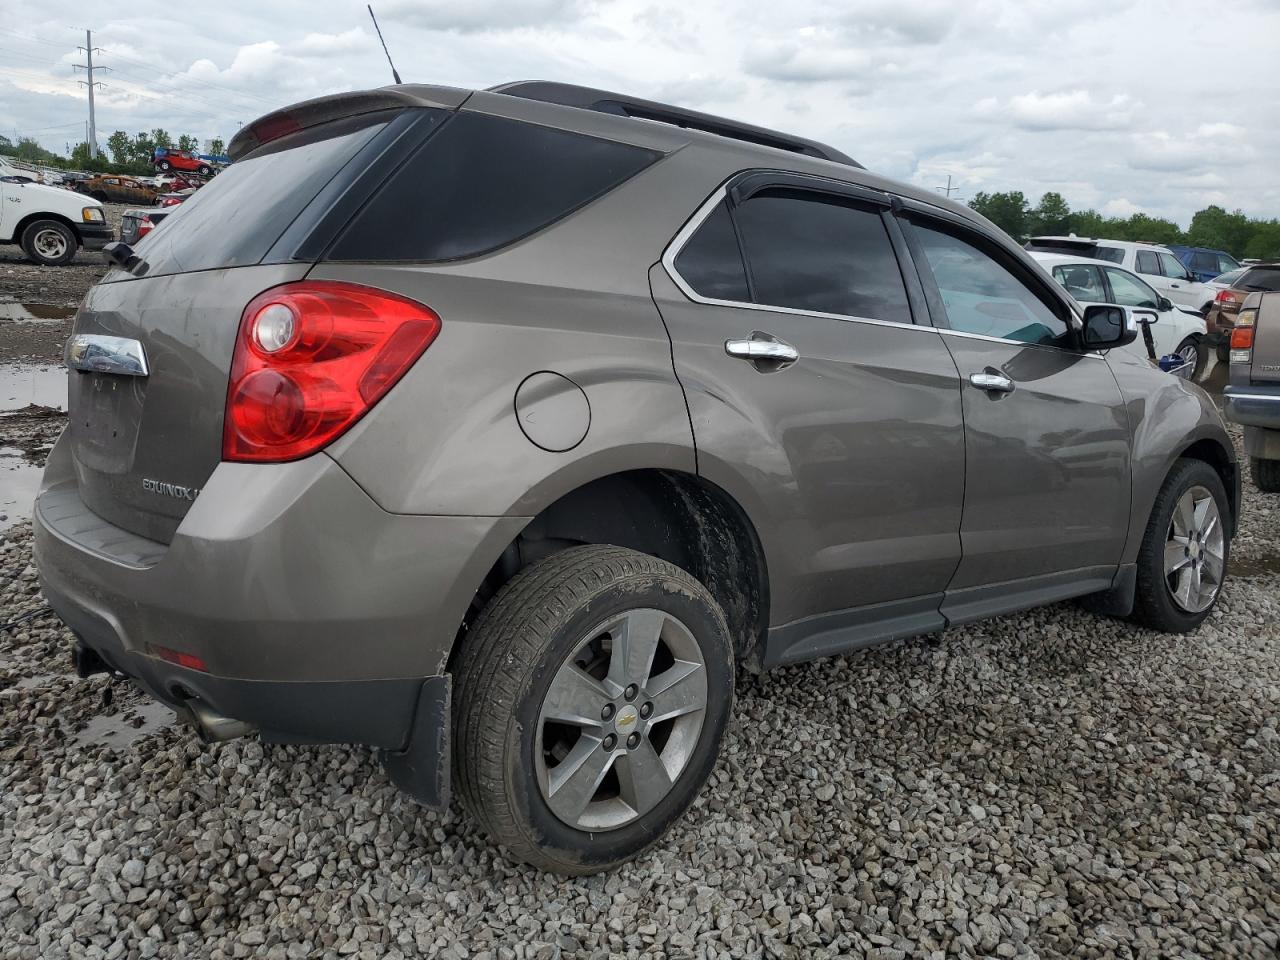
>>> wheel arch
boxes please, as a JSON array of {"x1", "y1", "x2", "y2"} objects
[
  {"x1": 13, "y1": 211, "x2": 82, "y2": 246},
  {"x1": 449, "y1": 468, "x2": 771, "y2": 673},
  {"x1": 1177, "y1": 436, "x2": 1239, "y2": 534}
]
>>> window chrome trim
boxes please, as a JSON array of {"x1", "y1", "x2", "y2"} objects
[
  {"x1": 660, "y1": 183, "x2": 934, "y2": 335},
  {"x1": 937, "y1": 326, "x2": 1106, "y2": 358}
]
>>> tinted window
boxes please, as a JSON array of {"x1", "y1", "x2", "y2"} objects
[
  {"x1": 1192, "y1": 252, "x2": 1219, "y2": 272},
  {"x1": 733, "y1": 192, "x2": 911, "y2": 323},
  {"x1": 1239, "y1": 267, "x2": 1280, "y2": 292},
  {"x1": 1135, "y1": 250, "x2": 1160, "y2": 275},
  {"x1": 1052, "y1": 264, "x2": 1106, "y2": 302},
  {"x1": 1217, "y1": 253, "x2": 1240, "y2": 273},
  {"x1": 328, "y1": 112, "x2": 660, "y2": 262},
  {"x1": 1104, "y1": 267, "x2": 1160, "y2": 308},
  {"x1": 673, "y1": 201, "x2": 749, "y2": 302},
  {"x1": 914, "y1": 223, "x2": 1068, "y2": 346},
  {"x1": 1095, "y1": 246, "x2": 1125, "y2": 264},
  {"x1": 131, "y1": 113, "x2": 392, "y2": 279},
  {"x1": 1158, "y1": 251, "x2": 1189, "y2": 278}
]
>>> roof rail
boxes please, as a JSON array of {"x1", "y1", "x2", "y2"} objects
[{"x1": 489, "y1": 80, "x2": 862, "y2": 169}]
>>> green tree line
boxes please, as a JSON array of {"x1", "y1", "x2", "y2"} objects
[{"x1": 969, "y1": 190, "x2": 1280, "y2": 261}]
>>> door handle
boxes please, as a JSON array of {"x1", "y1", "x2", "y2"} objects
[
  {"x1": 969, "y1": 371, "x2": 1014, "y2": 394},
  {"x1": 725, "y1": 335, "x2": 798, "y2": 370}
]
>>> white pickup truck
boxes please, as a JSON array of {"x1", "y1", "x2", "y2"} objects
[{"x1": 0, "y1": 160, "x2": 112, "y2": 266}]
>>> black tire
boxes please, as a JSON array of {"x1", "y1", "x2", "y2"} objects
[
  {"x1": 198, "y1": 165, "x2": 212, "y2": 176},
  {"x1": 19, "y1": 219, "x2": 77, "y2": 266},
  {"x1": 452, "y1": 544, "x2": 734, "y2": 874},
  {"x1": 1252, "y1": 457, "x2": 1280, "y2": 493},
  {"x1": 158, "y1": 160, "x2": 171, "y2": 171},
  {"x1": 1131, "y1": 458, "x2": 1230, "y2": 633}
]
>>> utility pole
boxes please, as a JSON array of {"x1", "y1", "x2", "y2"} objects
[{"x1": 74, "y1": 30, "x2": 110, "y2": 160}]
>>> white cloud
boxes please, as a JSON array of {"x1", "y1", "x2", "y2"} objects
[
  {"x1": 977, "y1": 90, "x2": 1137, "y2": 131},
  {"x1": 380, "y1": 0, "x2": 592, "y2": 33},
  {"x1": 1102, "y1": 198, "x2": 1142, "y2": 218}
]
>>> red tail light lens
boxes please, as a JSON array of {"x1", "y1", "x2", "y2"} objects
[
  {"x1": 224, "y1": 281, "x2": 441, "y2": 462},
  {"x1": 1216, "y1": 289, "x2": 1233, "y2": 302}
]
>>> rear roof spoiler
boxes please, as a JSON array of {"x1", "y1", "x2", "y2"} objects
[
  {"x1": 228, "y1": 85, "x2": 470, "y2": 162},
  {"x1": 490, "y1": 80, "x2": 862, "y2": 169}
]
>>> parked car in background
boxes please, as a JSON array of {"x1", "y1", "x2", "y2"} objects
[
  {"x1": 119, "y1": 208, "x2": 173, "y2": 245},
  {"x1": 1168, "y1": 245, "x2": 1240, "y2": 283},
  {"x1": 152, "y1": 147, "x2": 215, "y2": 176},
  {"x1": 37, "y1": 80, "x2": 1240, "y2": 875},
  {"x1": 75, "y1": 175, "x2": 157, "y2": 206},
  {"x1": 1206, "y1": 267, "x2": 1247, "y2": 295},
  {"x1": 1223, "y1": 291, "x2": 1280, "y2": 492},
  {"x1": 0, "y1": 175, "x2": 110, "y2": 265},
  {"x1": 1206, "y1": 263, "x2": 1280, "y2": 355},
  {"x1": 1031, "y1": 252, "x2": 1207, "y2": 377},
  {"x1": 1027, "y1": 236, "x2": 1213, "y2": 315},
  {"x1": 155, "y1": 189, "x2": 194, "y2": 208}
]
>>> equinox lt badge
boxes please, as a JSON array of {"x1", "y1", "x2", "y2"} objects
[{"x1": 142, "y1": 478, "x2": 200, "y2": 501}]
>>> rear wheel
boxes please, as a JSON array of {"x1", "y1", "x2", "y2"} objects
[
  {"x1": 20, "y1": 219, "x2": 76, "y2": 266},
  {"x1": 158, "y1": 160, "x2": 171, "y2": 171},
  {"x1": 1132, "y1": 459, "x2": 1229, "y2": 632},
  {"x1": 1252, "y1": 457, "x2": 1280, "y2": 493},
  {"x1": 198, "y1": 165, "x2": 212, "y2": 176},
  {"x1": 452, "y1": 544, "x2": 734, "y2": 874}
]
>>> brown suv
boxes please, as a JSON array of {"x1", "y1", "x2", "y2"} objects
[
  {"x1": 36, "y1": 81, "x2": 1240, "y2": 874},
  {"x1": 1207, "y1": 262, "x2": 1280, "y2": 348},
  {"x1": 77, "y1": 175, "x2": 157, "y2": 206}
]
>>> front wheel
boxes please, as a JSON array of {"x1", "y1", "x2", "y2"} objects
[
  {"x1": 1172, "y1": 336, "x2": 1203, "y2": 380},
  {"x1": 452, "y1": 545, "x2": 734, "y2": 874},
  {"x1": 1132, "y1": 459, "x2": 1229, "y2": 632},
  {"x1": 157, "y1": 160, "x2": 171, "y2": 171},
  {"x1": 20, "y1": 219, "x2": 76, "y2": 266},
  {"x1": 1252, "y1": 457, "x2": 1280, "y2": 493},
  {"x1": 198, "y1": 165, "x2": 211, "y2": 176}
]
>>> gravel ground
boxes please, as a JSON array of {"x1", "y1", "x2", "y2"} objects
[
  {"x1": 0, "y1": 436, "x2": 1276, "y2": 959},
  {"x1": 0, "y1": 245, "x2": 1277, "y2": 956}
]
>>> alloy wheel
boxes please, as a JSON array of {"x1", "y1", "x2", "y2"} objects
[
  {"x1": 33, "y1": 228, "x2": 67, "y2": 261},
  {"x1": 1164, "y1": 485, "x2": 1224, "y2": 613},
  {"x1": 1172, "y1": 341, "x2": 1198, "y2": 379},
  {"x1": 536, "y1": 608, "x2": 708, "y2": 831}
]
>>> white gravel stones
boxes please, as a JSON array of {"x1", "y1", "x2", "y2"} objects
[{"x1": 2, "y1": 431, "x2": 1278, "y2": 958}]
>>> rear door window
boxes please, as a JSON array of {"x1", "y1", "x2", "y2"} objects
[
  {"x1": 673, "y1": 200, "x2": 749, "y2": 302},
  {"x1": 1136, "y1": 250, "x2": 1161, "y2": 275},
  {"x1": 129, "y1": 113, "x2": 394, "y2": 279},
  {"x1": 1158, "y1": 251, "x2": 1190, "y2": 279},
  {"x1": 912, "y1": 222, "x2": 1069, "y2": 347},
  {"x1": 731, "y1": 191, "x2": 912, "y2": 323},
  {"x1": 1095, "y1": 246, "x2": 1124, "y2": 263},
  {"x1": 326, "y1": 112, "x2": 660, "y2": 262},
  {"x1": 1192, "y1": 252, "x2": 1219, "y2": 273}
]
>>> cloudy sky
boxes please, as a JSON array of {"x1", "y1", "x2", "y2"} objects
[{"x1": 2, "y1": 0, "x2": 1277, "y2": 225}]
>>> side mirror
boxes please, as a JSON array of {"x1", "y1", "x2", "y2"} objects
[
  {"x1": 1157, "y1": 296, "x2": 1174, "y2": 312},
  {"x1": 1082, "y1": 304, "x2": 1145, "y2": 349}
]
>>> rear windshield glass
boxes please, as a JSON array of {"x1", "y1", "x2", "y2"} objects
[
  {"x1": 123, "y1": 114, "x2": 390, "y2": 279},
  {"x1": 325, "y1": 111, "x2": 661, "y2": 262},
  {"x1": 1240, "y1": 267, "x2": 1280, "y2": 292}
]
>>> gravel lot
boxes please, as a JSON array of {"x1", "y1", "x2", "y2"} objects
[{"x1": 1, "y1": 243, "x2": 1277, "y2": 958}]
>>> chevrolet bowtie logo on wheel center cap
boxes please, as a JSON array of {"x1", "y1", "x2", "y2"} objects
[{"x1": 614, "y1": 705, "x2": 639, "y2": 731}]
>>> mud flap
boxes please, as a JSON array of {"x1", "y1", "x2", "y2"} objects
[
  {"x1": 382, "y1": 675, "x2": 451, "y2": 810},
  {"x1": 1079, "y1": 563, "x2": 1137, "y2": 618}
]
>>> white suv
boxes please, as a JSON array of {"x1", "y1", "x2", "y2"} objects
[{"x1": 1027, "y1": 236, "x2": 1212, "y2": 316}]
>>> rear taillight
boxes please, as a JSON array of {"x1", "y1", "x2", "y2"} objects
[
  {"x1": 1215, "y1": 289, "x2": 1234, "y2": 302},
  {"x1": 1230, "y1": 307, "x2": 1257, "y2": 364},
  {"x1": 223, "y1": 281, "x2": 441, "y2": 462},
  {"x1": 137, "y1": 217, "x2": 154, "y2": 238}
]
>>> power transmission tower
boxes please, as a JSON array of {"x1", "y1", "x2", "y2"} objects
[{"x1": 74, "y1": 31, "x2": 110, "y2": 160}]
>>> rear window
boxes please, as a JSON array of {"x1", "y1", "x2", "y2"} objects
[
  {"x1": 1095, "y1": 246, "x2": 1124, "y2": 263},
  {"x1": 123, "y1": 113, "x2": 392, "y2": 279},
  {"x1": 325, "y1": 112, "x2": 661, "y2": 262},
  {"x1": 1240, "y1": 267, "x2": 1280, "y2": 292}
]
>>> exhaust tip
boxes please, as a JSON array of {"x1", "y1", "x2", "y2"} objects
[{"x1": 184, "y1": 699, "x2": 256, "y2": 744}]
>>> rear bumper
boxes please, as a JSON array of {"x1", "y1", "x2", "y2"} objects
[
  {"x1": 33, "y1": 431, "x2": 526, "y2": 806},
  {"x1": 1223, "y1": 386, "x2": 1280, "y2": 430},
  {"x1": 78, "y1": 223, "x2": 113, "y2": 250}
]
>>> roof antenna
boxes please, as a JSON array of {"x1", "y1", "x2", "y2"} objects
[{"x1": 368, "y1": 5, "x2": 402, "y2": 84}]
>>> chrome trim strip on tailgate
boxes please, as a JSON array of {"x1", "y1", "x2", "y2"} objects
[{"x1": 65, "y1": 334, "x2": 150, "y2": 377}]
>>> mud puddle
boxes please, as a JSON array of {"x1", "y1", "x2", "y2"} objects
[
  {"x1": 0, "y1": 302, "x2": 76, "y2": 323},
  {"x1": 0, "y1": 446, "x2": 42, "y2": 531},
  {"x1": 1230, "y1": 556, "x2": 1280, "y2": 579},
  {"x1": 0, "y1": 363, "x2": 66, "y2": 411},
  {"x1": 71, "y1": 700, "x2": 175, "y2": 750}
]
